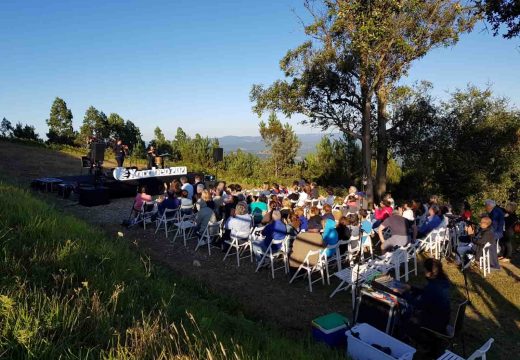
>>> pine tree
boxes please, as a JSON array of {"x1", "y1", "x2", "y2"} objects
[{"x1": 46, "y1": 97, "x2": 75, "y2": 144}]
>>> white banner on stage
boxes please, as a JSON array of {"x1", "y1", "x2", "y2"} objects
[{"x1": 113, "y1": 166, "x2": 187, "y2": 181}]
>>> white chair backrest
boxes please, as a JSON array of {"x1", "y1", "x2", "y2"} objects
[{"x1": 467, "y1": 338, "x2": 494, "y2": 360}]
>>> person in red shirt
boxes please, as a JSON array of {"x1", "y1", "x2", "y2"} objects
[
  {"x1": 460, "y1": 201, "x2": 472, "y2": 221},
  {"x1": 372, "y1": 199, "x2": 393, "y2": 229}
]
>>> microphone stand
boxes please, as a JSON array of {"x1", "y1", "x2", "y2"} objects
[{"x1": 351, "y1": 225, "x2": 366, "y2": 322}]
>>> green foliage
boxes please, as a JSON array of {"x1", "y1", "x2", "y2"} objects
[
  {"x1": 259, "y1": 113, "x2": 301, "y2": 177},
  {"x1": 302, "y1": 135, "x2": 362, "y2": 186},
  {"x1": 78, "y1": 106, "x2": 109, "y2": 144},
  {"x1": 0, "y1": 182, "x2": 341, "y2": 359},
  {"x1": 391, "y1": 84, "x2": 520, "y2": 205},
  {"x1": 12, "y1": 122, "x2": 41, "y2": 142},
  {"x1": 46, "y1": 97, "x2": 75, "y2": 145},
  {"x1": 478, "y1": 0, "x2": 520, "y2": 38},
  {"x1": 1, "y1": 117, "x2": 13, "y2": 138}
]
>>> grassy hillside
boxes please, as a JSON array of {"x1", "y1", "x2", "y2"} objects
[{"x1": 0, "y1": 181, "x2": 341, "y2": 359}]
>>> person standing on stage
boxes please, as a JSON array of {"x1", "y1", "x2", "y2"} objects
[
  {"x1": 114, "y1": 139, "x2": 126, "y2": 167},
  {"x1": 147, "y1": 145, "x2": 157, "y2": 169}
]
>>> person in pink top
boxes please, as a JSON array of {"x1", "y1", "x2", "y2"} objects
[
  {"x1": 134, "y1": 186, "x2": 153, "y2": 212},
  {"x1": 372, "y1": 199, "x2": 393, "y2": 229}
]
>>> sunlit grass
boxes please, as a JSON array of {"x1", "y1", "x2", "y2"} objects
[{"x1": 0, "y1": 182, "x2": 342, "y2": 359}]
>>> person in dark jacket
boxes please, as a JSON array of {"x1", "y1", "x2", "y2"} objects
[
  {"x1": 500, "y1": 202, "x2": 517, "y2": 262},
  {"x1": 456, "y1": 216, "x2": 500, "y2": 270},
  {"x1": 403, "y1": 258, "x2": 451, "y2": 357}
]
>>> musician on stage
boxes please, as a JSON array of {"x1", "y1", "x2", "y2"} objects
[
  {"x1": 113, "y1": 139, "x2": 127, "y2": 167},
  {"x1": 147, "y1": 145, "x2": 157, "y2": 169}
]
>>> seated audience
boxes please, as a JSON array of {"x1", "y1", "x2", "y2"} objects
[
  {"x1": 179, "y1": 190, "x2": 194, "y2": 215},
  {"x1": 322, "y1": 218, "x2": 338, "y2": 258},
  {"x1": 134, "y1": 186, "x2": 152, "y2": 213},
  {"x1": 321, "y1": 204, "x2": 335, "y2": 222},
  {"x1": 180, "y1": 176, "x2": 194, "y2": 200},
  {"x1": 343, "y1": 186, "x2": 359, "y2": 213},
  {"x1": 417, "y1": 205, "x2": 442, "y2": 238},
  {"x1": 289, "y1": 219, "x2": 324, "y2": 270},
  {"x1": 336, "y1": 216, "x2": 352, "y2": 241},
  {"x1": 253, "y1": 210, "x2": 287, "y2": 261},
  {"x1": 250, "y1": 195, "x2": 268, "y2": 224},
  {"x1": 456, "y1": 216, "x2": 499, "y2": 270},
  {"x1": 372, "y1": 199, "x2": 393, "y2": 229},
  {"x1": 195, "y1": 200, "x2": 217, "y2": 233},
  {"x1": 307, "y1": 207, "x2": 323, "y2": 231},
  {"x1": 378, "y1": 208, "x2": 411, "y2": 252},
  {"x1": 460, "y1": 201, "x2": 472, "y2": 222},
  {"x1": 280, "y1": 198, "x2": 293, "y2": 220},
  {"x1": 156, "y1": 191, "x2": 180, "y2": 218},
  {"x1": 261, "y1": 201, "x2": 278, "y2": 225},
  {"x1": 310, "y1": 182, "x2": 320, "y2": 200},
  {"x1": 294, "y1": 207, "x2": 308, "y2": 231},
  {"x1": 297, "y1": 185, "x2": 311, "y2": 207},
  {"x1": 359, "y1": 209, "x2": 373, "y2": 250},
  {"x1": 259, "y1": 182, "x2": 271, "y2": 196},
  {"x1": 323, "y1": 188, "x2": 335, "y2": 207},
  {"x1": 225, "y1": 201, "x2": 253, "y2": 241}
]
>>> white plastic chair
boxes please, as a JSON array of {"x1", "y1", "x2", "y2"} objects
[
  {"x1": 255, "y1": 235, "x2": 289, "y2": 279},
  {"x1": 329, "y1": 263, "x2": 380, "y2": 305},
  {"x1": 479, "y1": 242, "x2": 492, "y2": 277},
  {"x1": 172, "y1": 213, "x2": 197, "y2": 246},
  {"x1": 155, "y1": 208, "x2": 180, "y2": 238},
  {"x1": 437, "y1": 338, "x2": 494, "y2": 360},
  {"x1": 195, "y1": 219, "x2": 223, "y2": 255},
  {"x1": 289, "y1": 249, "x2": 326, "y2": 292},
  {"x1": 223, "y1": 227, "x2": 254, "y2": 267}
]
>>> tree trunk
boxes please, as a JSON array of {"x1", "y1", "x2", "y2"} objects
[
  {"x1": 360, "y1": 81, "x2": 374, "y2": 208},
  {"x1": 375, "y1": 86, "x2": 388, "y2": 202}
]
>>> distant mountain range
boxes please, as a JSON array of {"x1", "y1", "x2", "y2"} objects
[{"x1": 218, "y1": 133, "x2": 341, "y2": 158}]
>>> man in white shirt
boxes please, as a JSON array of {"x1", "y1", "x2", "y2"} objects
[{"x1": 180, "y1": 176, "x2": 194, "y2": 200}]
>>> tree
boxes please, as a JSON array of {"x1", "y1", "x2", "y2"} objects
[
  {"x1": 259, "y1": 113, "x2": 301, "y2": 177},
  {"x1": 391, "y1": 84, "x2": 520, "y2": 204},
  {"x1": 1, "y1": 118, "x2": 13, "y2": 138},
  {"x1": 46, "y1": 97, "x2": 75, "y2": 144},
  {"x1": 478, "y1": 0, "x2": 520, "y2": 38},
  {"x1": 12, "y1": 122, "x2": 41, "y2": 142},
  {"x1": 171, "y1": 127, "x2": 189, "y2": 161},
  {"x1": 251, "y1": 0, "x2": 476, "y2": 205},
  {"x1": 78, "y1": 106, "x2": 109, "y2": 144},
  {"x1": 107, "y1": 113, "x2": 125, "y2": 140},
  {"x1": 152, "y1": 126, "x2": 173, "y2": 155}
]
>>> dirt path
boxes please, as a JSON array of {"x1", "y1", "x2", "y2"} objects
[{"x1": 55, "y1": 195, "x2": 353, "y2": 335}]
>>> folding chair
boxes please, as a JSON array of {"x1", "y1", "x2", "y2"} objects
[
  {"x1": 255, "y1": 235, "x2": 289, "y2": 279},
  {"x1": 155, "y1": 208, "x2": 180, "y2": 238},
  {"x1": 195, "y1": 219, "x2": 223, "y2": 255},
  {"x1": 422, "y1": 300, "x2": 468, "y2": 356},
  {"x1": 437, "y1": 338, "x2": 494, "y2": 360},
  {"x1": 289, "y1": 249, "x2": 326, "y2": 292},
  {"x1": 223, "y1": 227, "x2": 255, "y2": 267},
  {"x1": 329, "y1": 263, "x2": 380, "y2": 305},
  {"x1": 337, "y1": 239, "x2": 360, "y2": 270},
  {"x1": 173, "y1": 213, "x2": 197, "y2": 247},
  {"x1": 404, "y1": 243, "x2": 418, "y2": 281},
  {"x1": 479, "y1": 242, "x2": 492, "y2": 277},
  {"x1": 132, "y1": 201, "x2": 156, "y2": 229}
]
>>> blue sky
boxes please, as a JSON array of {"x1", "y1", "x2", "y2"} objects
[{"x1": 1, "y1": 0, "x2": 519, "y2": 141}]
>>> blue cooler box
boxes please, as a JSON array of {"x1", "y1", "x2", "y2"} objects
[{"x1": 312, "y1": 312, "x2": 349, "y2": 347}]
